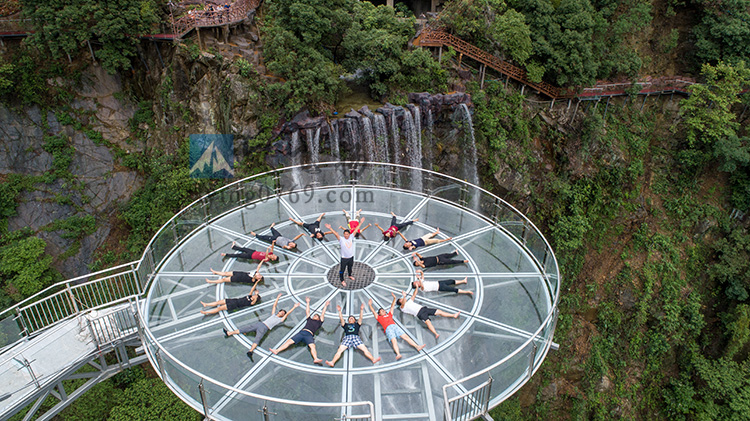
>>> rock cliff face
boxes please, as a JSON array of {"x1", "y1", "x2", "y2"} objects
[{"x1": 0, "y1": 66, "x2": 142, "y2": 276}]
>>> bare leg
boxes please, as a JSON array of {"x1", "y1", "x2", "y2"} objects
[
  {"x1": 200, "y1": 305, "x2": 227, "y2": 315},
  {"x1": 316, "y1": 213, "x2": 325, "y2": 222},
  {"x1": 206, "y1": 277, "x2": 231, "y2": 284},
  {"x1": 211, "y1": 268, "x2": 232, "y2": 277},
  {"x1": 326, "y1": 344, "x2": 347, "y2": 367},
  {"x1": 226, "y1": 329, "x2": 240, "y2": 336},
  {"x1": 270, "y1": 338, "x2": 295, "y2": 354},
  {"x1": 456, "y1": 277, "x2": 468, "y2": 285},
  {"x1": 390, "y1": 338, "x2": 402, "y2": 359},
  {"x1": 201, "y1": 300, "x2": 225, "y2": 308},
  {"x1": 289, "y1": 217, "x2": 304, "y2": 226},
  {"x1": 356, "y1": 344, "x2": 381, "y2": 363},
  {"x1": 309, "y1": 343, "x2": 323, "y2": 364},
  {"x1": 400, "y1": 334, "x2": 426, "y2": 352},
  {"x1": 458, "y1": 289, "x2": 474, "y2": 296},
  {"x1": 435, "y1": 310, "x2": 461, "y2": 318},
  {"x1": 424, "y1": 319, "x2": 440, "y2": 339},
  {"x1": 248, "y1": 342, "x2": 259, "y2": 353}
]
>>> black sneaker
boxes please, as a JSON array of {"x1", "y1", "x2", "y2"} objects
[
  {"x1": 246, "y1": 351, "x2": 254, "y2": 361},
  {"x1": 223, "y1": 328, "x2": 229, "y2": 338}
]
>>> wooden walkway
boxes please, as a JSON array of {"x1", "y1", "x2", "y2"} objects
[
  {"x1": 414, "y1": 28, "x2": 696, "y2": 100},
  {"x1": 0, "y1": 0, "x2": 261, "y2": 40}
]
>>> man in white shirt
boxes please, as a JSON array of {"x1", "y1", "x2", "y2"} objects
[
  {"x1": 395, "y1": 290, "x2": 460, "y2": 339},
  {"x1": 326, "y1": 219, "x2": 365, "y2": 287}
]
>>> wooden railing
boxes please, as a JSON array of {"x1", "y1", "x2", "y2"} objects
[
  {"x1": 0, "y1": 18, "x2": 31, "y2": 34},
  {"x1": 170, "y1": 0, "x2": 261, "y2": 37},
  {"x1": 416, "y1": 28, "x2": 564, "y2": 98},
  {"x1": 415, "y1": 28, "x2": 697, "y2": 100}
]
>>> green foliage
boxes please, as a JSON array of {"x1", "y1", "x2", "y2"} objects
[
  {"x1": 708, "y1": 224, "x2": 750, "y2": 301},
  {"x1": 108, "y1": 378, "x2": 201, "y2": 421},
  {"x1": 42, "y1": 214, "x2": 96, "y2": 239},
  {"x1": 42, "y1": 134, "x2": 75, "y2": 181},
  {"x1": 22, "y1": 0, "x2": 160, "y2": 73},
  {"x1": 724, "y1": 304, "x2": 750, "y2": 359},
  {"x1": 0, "y1": 59, "x2": 13, "y2": 97},
  {"x1": 680, "y1": 61, "x2": 750, "y2": 148},
  {"x1": 693, "y1": 0, "x2": 750, "y2": 66},
  {"x1": 491, "y1": 8, "x2": 532, "y2": 65},
  {"x1": 60, "y1": 379, "x2": 119, "y2": 421},
  {"x1": 0, "y1": 236, "x2": 57, "y2": 300},
  {"x1": 262, "y1": 0, "x2": 444, "y2": 111},
  {"x1": 691, "y1": 355, "x2": 750, "y2": 420},
  {"x1": 121, "y1": 141, "x2": 207, "y2": 256},
  {"x1": 235, "y1": 58, "x2": 255, "y2": 78}
]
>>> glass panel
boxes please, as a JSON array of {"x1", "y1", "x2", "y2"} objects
[{"x1": 0, "y1": 314, "x2": 22, "y2": 348}]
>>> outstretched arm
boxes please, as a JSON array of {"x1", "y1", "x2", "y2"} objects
[
  {"x1": 374, "y1": 223, "x2": 385, "y2": 234},
  {"x1": 292, "y1": 233, "x2": 304, "y2": 241},
  {"x1": 325, "y1": 223, "x2": 341, "y2": 240},
  {"x1": 254, "y1": 260, "x2": 264, "y2": 275},
  {"x1": 354, "y1": 218, "x2": 366, "y2": 235},
  {"x1": 282, "y1": 302, "x2": 301, "y2": 321},
  {"x1": 268, "y1": 242, "x2": 275, "y2": 255},
  {"x1": 358, "y1": 303, "x2": 364, "y2": 325},
  {"x1": 272, "y1": 293, "x2": 282, "y2": 314},
  {"x1": 410, "y1": 286, "x2": 419, "y2": 301},
  {"x1": 398, "y1": 231, "x2": 408, "y2": 242},
  {"x1": 305, "y1": 296, "x2": 311, "y2": 318},
  {"x1": 389, "y1": 294, "x2": 398, "y2": 313},
  {"x1": 249, "y1": 279, "x2": 260, "y2": 296},
  {"x1": 337, "y1": 305, "x2": 344, "y2": 326},
  {"x1": 367, "y1": 299, "x2": 378, "y2": 317},
  {"x1": 320, "y1": 301, "x2": 330, "y2": 321}
]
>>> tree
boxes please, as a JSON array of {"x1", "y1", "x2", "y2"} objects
[
  {"x1": 21, "y1": 0, "x2": 159, "y2": 73},
  {"x1": 694, "y1": 0, "x2": 750, "y2": 66},
  {"x1": 108, "y1": 378, "x2": 200, "y2": 421},
  {"x1": 492, "y1": 9, "x2": 532, "y2": 65},
  {"x1": 680, "y1": 61, "x2": 750, "y2": 148}
]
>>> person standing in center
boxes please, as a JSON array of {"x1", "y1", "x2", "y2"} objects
[{"x1": 326, "y1": 220, "x2": 364, "y2": 287}]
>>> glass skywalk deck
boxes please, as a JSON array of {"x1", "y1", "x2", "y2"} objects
[{"x1": 138, "y1": 163, "x2": 559, "y2": 420}]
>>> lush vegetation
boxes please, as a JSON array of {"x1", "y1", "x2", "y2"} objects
[
  {"x1": 22, "y1": 0, "x2": 160, "y2": 73},
  {"x1": 261, "y1": 0, "x2": 447, "y2": 113},
  {"x1": 2, "y1": 0, "x2": 750, "y2": 419}
]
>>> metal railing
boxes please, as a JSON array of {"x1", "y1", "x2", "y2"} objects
[
  {"x1": 443, "y1": 375, "x2": 492, "y2": 421},
  {"x1": 136, "y1": 301, "x2": 375, "y2": 420},
  {"x1": 0, "y1": 261, "x2": 140, "y2": 351},
  {"x1": 136, "y1": 162, "x2": 561, "y2": 420}
]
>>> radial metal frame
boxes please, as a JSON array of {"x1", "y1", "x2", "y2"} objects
[{"x1": 137, "y1": 162, "x2": 560, "y2": 420}]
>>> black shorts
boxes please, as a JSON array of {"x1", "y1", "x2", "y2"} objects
[
  {"x1": 225, "y1": 297, "x2": 253, "y2": 312},
  {"x1": 230, "y1": 272, "x2": 253, "y2": 284},
  {"x1": 437, "y1": 280, "x2": 459, "y2": 293},
  {"x1": 416, "y1": 307, "x2": 437, "y2": 321}
]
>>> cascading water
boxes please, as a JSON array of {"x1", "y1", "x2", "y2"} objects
[
  {"x1": 425, "y1": 109, "x2": 434, "y2": 171},
  {"x1": 329, "y1": 121, "x2": 340, "y2": 160},
  {"x1": 388, "y1": 109, "x2": 401, "y2": 167},
  {"x1": 373, "y1": 114, "x2": 389, "y2": 163},
  {"x1": 305, "y1": 127, "x2": 321, "y2": 164},
  {"x1": 456, "y1": 103, "x2": 480, "y2": 208},
  {"x1": 403, "y1": 105, "x2": 423, "y2": 191},
  {"x1": 290, "y1": 131, "x2": 303, "y2": 188},
  {"x1": 360, "y1": 117, "x2": 377, "y2": 163}
]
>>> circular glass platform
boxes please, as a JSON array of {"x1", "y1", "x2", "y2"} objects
[{"x1": 138, "y1": 163, "x2": 560, "y2": 421}]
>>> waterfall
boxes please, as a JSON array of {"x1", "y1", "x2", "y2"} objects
[
  {"x1": 388, "y1": 109, "x2": 401, "y2": 167},
  {"x1": 425, "y1": 109, "x2": 434, "y2": 171},
  {"x1": 360, "y1": 117, "x2": 377, "y2": 162},
  {"x1": 403, "y1": 106, "x2": 423, "y2": 191},
  {"x1": 290, "y1": 131, "x2": 303, "y2": 188},
  {"x1": 305, "y1": 127, "x2": 320, "y2": 164},
  {"x1": 457, "y1": 104, "x2": 479, "y2": 208},
  {"x1": 373, "y1": 114, "x2": 389, "y2": 162},
  {"x1": 329, "y1": 121, "x2": 340, "y2": 160}
]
